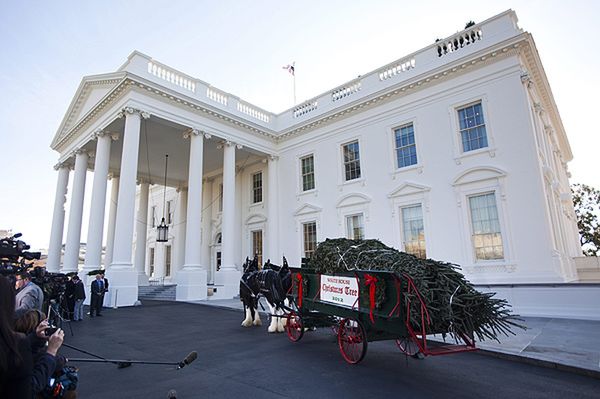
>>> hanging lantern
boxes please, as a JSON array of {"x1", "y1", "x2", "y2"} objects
[
  {"x1": 156, "y1": 217, "x2": 168, "y2": 242},
  {"x1": 156, "y1": 154, "x2": 169, "y2": 242}
]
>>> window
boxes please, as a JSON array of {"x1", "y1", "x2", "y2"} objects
[
  {"x1": 149, "y1": 247, "x2": 155, "y2": 277},
  {"x1": 218, "y1": 184, "x2": 223, "y2": 212},
  {"x1": 394, "y1": 123, "x2": 418, "y2": 168},
  {"x1": 151, "y1": 206, "x2": 157, "y2": 227},
  {"x1": 346, "y1": 214, "x2": 364, "y2": 240},
  {"x1": 166, "y1": 200, "x2": 173, "y2": 224},
  {"x1": 469, "y1": 193, "x2": 504, "y2": 260},
  {"x1": 252, "y1": 230, "x2": 263, "y2": 266},
  {"x1": 401, "y1": 205, "x2": 426, "y2": 258},
  {"x1": 252, "y1": 172, "x2": 263, "y2": 203},
  {"x1": 303, "y1": 221, "x2": 317, "y2": 259},
  {"x1": 165, "y1": 245, "x2": 172, "y2": 276},
  {"x1": 342, "y1": 141, "x2": 361, "y2": 181},
  {"x1": 301, "y1": 155, "x2": 315, "y2": 191},
  {"x1": 216, "y1": 252, "x2": 222, "y2": 271},
  {"x1": 458, "y1": 102, "x2": 488, "y2": 152}
]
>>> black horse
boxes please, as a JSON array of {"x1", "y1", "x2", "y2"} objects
[{"x1": 239, "y1": 256, "x2": 292, "y2": 332}]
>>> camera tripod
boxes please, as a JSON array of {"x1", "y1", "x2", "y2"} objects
[{"x1": 47, "y1": 295, "x2": 73, "y2": 336}]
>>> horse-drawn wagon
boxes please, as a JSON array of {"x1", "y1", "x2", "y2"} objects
[{"x1": 284, "y1": 265, "x2": 478, "y2": 364}]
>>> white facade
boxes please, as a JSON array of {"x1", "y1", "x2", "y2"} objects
[{"x1": 48, "y1": 10, "x2": 581, "y2": 307}]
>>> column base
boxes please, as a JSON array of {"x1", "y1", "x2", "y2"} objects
[
  {"x1": 104, "y1": 268, "x2": 139, "y2": 307},
  {"x1": 137, "y1": 272, "x2": 149, "y2": 286},
  {"x1": 176, "y1": 268, "x2": 208, "y2": 301},
  {"x1": 213, "y1": 269, "x2": 242, "y2": 299}
]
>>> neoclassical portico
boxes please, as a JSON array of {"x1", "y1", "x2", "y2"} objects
[{"x1": 49, "y1": 90, "x2": 277, "y2": 305}]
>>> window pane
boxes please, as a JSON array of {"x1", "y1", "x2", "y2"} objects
[
  {"x1": 301, "y1": 155, "x2": 315, "y2": 191},
  {"x1": 252, "y1": 172, "x2": 263, "y2": 203},
  {"x1": 303, "y1": 222, "x2": 317, "y2": 258},
  {"x1": 458, "y1": 103, "x2": 488, "y2": 152},
  {"x1": 395, "y1": 124, "x2": 418, "y2": 168},
  {"x1": 343, "y1": 141, "x2": 361, "y2": 181},
  {"x1": 346, "y1": 214, "x2": 364, "y2": 240},
  {"x1": 252, "y1": 230, "x2": 263, "y2": 266},
  {"x1": 469, "y1": 193, "x2": 504, "y2": 260},
  {"x1": 165, "y1": 245, "x2": 172, "y2": 276},
  {"x1": 401, "y1": 205, "x2": 426, "y2": 258}
]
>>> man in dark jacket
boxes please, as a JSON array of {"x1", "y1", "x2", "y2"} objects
[
  {"x1": 72, "y1": 275, "x2": 86, "y2": 321},
  {"x1": 90, "y1": 274, "x2": 106, "y2": 317}
]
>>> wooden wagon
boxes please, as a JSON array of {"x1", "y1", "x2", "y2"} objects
[{"x1": 283, "y1": 265, "x2": 478, "y2": 364}]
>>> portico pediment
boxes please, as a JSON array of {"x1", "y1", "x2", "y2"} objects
[
  {"x1": 293, "y1": 203, "x2": 322, "y2": 216},
  {"x1": 452, "y1": 166, "x2": 507, "y2": 186},
  {"x1": 388, "y1": 182, "x2": 431, "y2": 198},
  {"x1": 51, "y1": 72, "x2": 125, "y2": 150},
  {"x1": 335, "y1": 193, "x2": 371, "y2": 209}
]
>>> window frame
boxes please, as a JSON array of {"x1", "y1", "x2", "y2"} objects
[
  {"x1": 345, "y1": 213, "x2": 365, "y2": 240},
  {"x1": 449, "y1": 96, "x2": 497, "y2": 164},
  {"x1": 165, "y1": 245, "x2": 172, "y2": 276},
  {"x1": 341, "y1": 139, "x2": 362, "y2": 182},
  {"x1": 251, "y1": 171, "x2": 263, "y2": 204},
  {"x1": 400, "y1": 203, "x2": 427, "y2": 259},
  {"x1": 300, "y1": 154, "x2": 316, "y2": 192},
  {"x1": 251, "y1": 229, "x2": 263, "y2": 266},
  {"x1": 467, "y1": 191, "x2": 504, "y2": 261},
  {"x1": 393, "y1": 122, "x2": 419, "y2": 169},
  {"x1": 302, "y1": 221, "x2": 317, "y2": 259}
]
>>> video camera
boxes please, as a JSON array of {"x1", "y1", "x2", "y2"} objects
[{"x1": 0, "y1": 232, "x2": 41, "y2": 265}]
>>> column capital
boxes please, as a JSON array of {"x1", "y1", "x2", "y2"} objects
[
  {"x1": 93, "y1": 129, "x2": 119, "y2": 141},
  {"x1": 217, "y1": 140, "x2": 241, "y2": 150},
  {"x1": 70, "y1": 148, "x2": 91, "y2": 159},
  {"x1": 183, "y1": 128, "x2": 202, "y2": 139},
  {"x1": 108, "y1": 172, "x2": 119, "y2": 180},
  {"x1": 520, "y1": 69, "x2": 533, "y2": 88},
  {"x1": 53, "y1": 161, "x2": 72, "y2": 171},
  {"x1": 137, "y1": 177, "x2": 151, "y2": 185},
  {"x1": 119, "y1": 107, "x2": 150, "y2": 119}
]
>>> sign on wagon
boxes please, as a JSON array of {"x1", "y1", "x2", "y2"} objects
[{"x1": 320, "y1": 275, "x2": 359, "y2": 307}]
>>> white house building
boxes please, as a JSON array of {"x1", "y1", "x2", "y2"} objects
[{"x1": 47, "y1": 10, "x2": 586, "y2": 315}]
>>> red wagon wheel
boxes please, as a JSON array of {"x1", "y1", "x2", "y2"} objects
[
  {"x1": 396, "y1": 337, "x2": 421, "y2": 356},
  {"x1": 337, "y1": 318, "x2": 368, "y2": 364},
  {"x1": 286, "y1": 311, "x2": 304, "y2": 342}
]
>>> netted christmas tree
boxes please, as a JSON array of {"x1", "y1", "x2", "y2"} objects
[{"x1": 309, "y1": 238, "x2": 523, "y2": 342}]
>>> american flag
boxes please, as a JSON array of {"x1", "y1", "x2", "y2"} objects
[{"x1": 282, "y1": 62, "x2": 295, "y2": 76}]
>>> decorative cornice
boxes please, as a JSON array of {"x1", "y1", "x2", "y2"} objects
[{"x1": 54, "y1": 34, "x2": 538, "y2": 153}]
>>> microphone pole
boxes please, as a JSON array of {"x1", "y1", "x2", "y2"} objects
[
  {"x1": 68, "y1": 351, "x2": 198, "y2": 370},
  {"x1": 62, "y1": 343, "x2": 132, "y2": 368}
]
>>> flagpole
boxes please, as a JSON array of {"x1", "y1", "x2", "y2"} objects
[{"x1": 293, "y1": 74, "x2": 296, "y2": 105}]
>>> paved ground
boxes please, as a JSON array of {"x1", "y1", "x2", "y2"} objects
[
  {"x1": 58, "y1": 301, "x2": 600, "y2": 399},
  {"x1": 199, "y1": 297, "x2": 600, "y2": 377}
]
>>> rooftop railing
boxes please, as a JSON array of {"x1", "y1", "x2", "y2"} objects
[{"x1": 120, "y1": 11, "x2": 520, "y2": 134}]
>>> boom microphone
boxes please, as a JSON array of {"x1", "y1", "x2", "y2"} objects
[{"x1": 177, "y1": 351, "x2": 198, "y2": 369}]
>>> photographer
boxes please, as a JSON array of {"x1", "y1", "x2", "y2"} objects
[
  {"x1": 0, "y1": 276, "x2": 64, "y2": 398},
  {"x1": 15, "y1": 271, "x2": 44, "y2": 318}
]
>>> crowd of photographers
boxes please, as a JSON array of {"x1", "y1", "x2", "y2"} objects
[{"x1": 1, "y1": 268, "x2": 109, "y2": 398}]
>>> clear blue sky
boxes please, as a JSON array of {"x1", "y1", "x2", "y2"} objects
[{"x1": 1, "y1": 0, "x2": 598, "y2": 250}]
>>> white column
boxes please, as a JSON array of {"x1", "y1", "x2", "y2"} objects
[
  {"x1": 104, "y1": 175, "x2": 119, "y2": 268},
  {"x1": 177, "y1": 129, "x2": 207, "y2": 301},
  {"x1": 267, "y1": 155, "x2": 279, "y2": 262},
  {"x1": 201, "y1": 179, "x2": 213, "y2": 282},
  {"x1": 107, "y1": 107, "x2": 148, "y2": 307},
  {"x1": 47, "y1": 163, "x2": 71, "y2": 272},
  {"x1": 83, "y1": 131, "x2": 114, "y2": 274},
  {"x1": 174, "y1": 187, "x2": 188, "y2": 273},
  {"x1": 214, "y1": 141, "x2": 241, "y2": 298},
  {"x1": 62, "y1": 150, "x2": 89, "y2": 273},
  {"x1": 134, "y1": 180, "x2": 150, "y2": 285},
  {"x1": 221, "y1": 141, "x2": 236, "y2": 270}
]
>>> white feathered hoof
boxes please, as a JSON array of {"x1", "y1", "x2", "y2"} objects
[
  {"x1": 276, "y1": 322, "x2": 285, "y2": 333},
  {"x1": 253, "y1": 317, "x2": 262, "y2": 326},
  {"x1": 241, "y1": 319, "x2": 253, "y2": 327},
  {"x1": 268, "y1": 318, "x2": 278, "y2": 333}
]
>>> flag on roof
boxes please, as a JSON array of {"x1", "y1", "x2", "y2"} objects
[{"x1": 282, "y1": 62, "x2": 295, "y2": 76}]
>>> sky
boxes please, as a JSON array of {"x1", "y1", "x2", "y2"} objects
[{"x1": 0, "y1": 0, "x2": 599, "y2": 250}]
